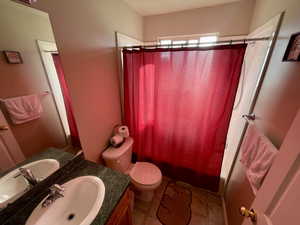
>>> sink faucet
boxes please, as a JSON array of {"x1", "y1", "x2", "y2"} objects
[
  {"x1": 42, "y1": 184, "x2": 65, "y2": 208},
  {"x1": 19, "y1": 168, "x2": 39, "y2": 186}
]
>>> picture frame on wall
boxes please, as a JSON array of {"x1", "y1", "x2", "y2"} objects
[
  {"x1": 283, "y1": 32, "x2": 300, "y2": 62},
  {"x1": 3, "y1": 51, "x2": 23, "y2": 64}
]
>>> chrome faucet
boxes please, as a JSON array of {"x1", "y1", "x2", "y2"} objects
[
  {"x1": 19, "y1": 168, "x2": 39, "y2": 186},
  {"x1": 42, "y1": 184, "x2": 65, "y2": 208}
]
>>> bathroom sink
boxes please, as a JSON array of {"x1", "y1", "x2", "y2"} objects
[
  {"x1": 0, "y1": 159, "x2": 59, "y2": 208},
  {"x1": 26, "y1": 176, "x2": 105, "y2": 225}
]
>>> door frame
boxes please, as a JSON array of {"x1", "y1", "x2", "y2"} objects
[
  {"x1": 115, "y1": 32, "x2": 143, "y2": 122},
  {"x1": 36, "y1": 40, "x2": 70, "y2": 144}
]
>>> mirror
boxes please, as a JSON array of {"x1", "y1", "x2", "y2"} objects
[{"x1": 0, "y1": 0, "x2": 81, "y2": 208}]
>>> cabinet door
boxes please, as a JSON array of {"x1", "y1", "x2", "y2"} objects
[{"x1": 106, "y1": 188, "x2": 133, "y2": 225}]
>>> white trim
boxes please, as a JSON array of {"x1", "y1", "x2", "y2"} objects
[
  {"x1": 36, "y1": 40, "x2": 70, "y2": 143},
  {"x1": 115, "y1": 32, "x2": 143, "y2": 121}
]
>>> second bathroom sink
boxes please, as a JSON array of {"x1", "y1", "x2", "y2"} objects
[{"x1": 0, "y1": 159, "x2": 60, "y2": 208}]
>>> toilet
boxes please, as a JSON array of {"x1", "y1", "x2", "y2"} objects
[{"x1": 102, "y1": 137, "x2": 162, "y2": 201}]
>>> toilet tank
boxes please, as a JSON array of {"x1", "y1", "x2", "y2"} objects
[{"x1": 102, "y1": 137, "x2": 134, "y2": 173}]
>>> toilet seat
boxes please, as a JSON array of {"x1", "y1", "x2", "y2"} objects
[{"x1": 129, "y1": 162, "x2": 162, "y2": 188}]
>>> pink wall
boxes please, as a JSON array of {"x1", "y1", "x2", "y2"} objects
[
  {"x1": 0, "y1": 2, "x2": 66, "y2": 157},
  {"x1": 226, "y1": 0, "x2": 300, "y2": 225},
  {"x1": 33, "y1": 0, "x2": 143, "y2": 162},
  {"x1": 143, "y1": 0, "x2": 255, "y2": 42}
]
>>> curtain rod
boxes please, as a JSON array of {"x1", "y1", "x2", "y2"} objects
[{"x1": 122, "y1": 37, "x2": 270, "y2": 50}]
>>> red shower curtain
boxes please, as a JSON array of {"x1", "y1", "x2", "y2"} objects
[
  {"x1": 123, "y1": 45, "x2": 246, "y2": 191},
  {"x1": 52, "y1": 54, "x2": 81, "y2": 148}
]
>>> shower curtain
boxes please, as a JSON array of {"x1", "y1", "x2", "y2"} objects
[
  {"x1": 52, "y1": 54, "x2": 81, "y2": 148},
  {"x1": 123, "y1": 44, "x2": 246, "y2": 191}
]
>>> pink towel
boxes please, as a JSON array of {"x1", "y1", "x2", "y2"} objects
[
  {"x1": 3, "y1": 94, "x2": 43, "y2": 124},
  {"x1": 240, "y1": 123, "x2": 277, "y2": 193}
]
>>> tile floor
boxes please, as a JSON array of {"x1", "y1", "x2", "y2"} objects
[{"x1": 132, "y1": 177, "x2": 225, "y2": 225}]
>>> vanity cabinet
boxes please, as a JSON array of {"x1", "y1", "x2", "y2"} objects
[{"x1": 106, "y1": 188, "x2": 133, "y2": 225}]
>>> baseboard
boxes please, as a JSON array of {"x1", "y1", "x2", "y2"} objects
[{"x1": 221, "y1": 196, "x2": 229, "y2": 225}]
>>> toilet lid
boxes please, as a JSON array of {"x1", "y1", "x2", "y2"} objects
[{"x1": 130, "y1": 162, "x2": 162, "y2": 186}]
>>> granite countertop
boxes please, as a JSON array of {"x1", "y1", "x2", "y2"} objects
[
  {"x1": 0, "y1": 149, "x2": 131, "y2": 225},
  {"x1": 57, "y1": 160, "x2": 131, "y2": 225}
]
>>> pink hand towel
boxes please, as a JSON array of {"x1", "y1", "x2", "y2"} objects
[
  {"x1": 240, "y1": 123, "x2": 277, "y2": 193},
  {"x1": 3, "y1": 94, "x2": 43, "y2": 124}
]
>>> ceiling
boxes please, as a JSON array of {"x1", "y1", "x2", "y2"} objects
[{"x1": 123, "y1": 0, "x2": 242, "y2": 16}]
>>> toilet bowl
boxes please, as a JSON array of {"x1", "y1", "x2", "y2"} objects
[
  {"x1": 129, "y1": 162, "x2": 162, "y2": 201},
  {"x1": 102, "y1": 137, "x2": 162, "y2": 202}
]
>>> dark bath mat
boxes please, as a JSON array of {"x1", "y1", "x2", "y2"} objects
[{"x1": 157, "y1": 181, "x2": 192, "y2": 225}]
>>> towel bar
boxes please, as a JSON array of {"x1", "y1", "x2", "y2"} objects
[{"x1": 0, "y1": 91, "x2": 50, "y2": 102}]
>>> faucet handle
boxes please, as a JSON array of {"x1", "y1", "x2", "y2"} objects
[
  {"x1": 19, "y1": 168, "x2": 35, "y2": 179},
  {"x1": 50, "y1": 184, "x2": 65, "y2": 197},
  {"x1": 42, "y1": 184, "x2": 65, "y2": 208},
  {"x1": 50, "y1": 184, "x2": 64, "y2": 191},
  {"x1": 18, "y1": 168, "x2": 38, "y2": 186}
]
